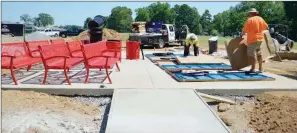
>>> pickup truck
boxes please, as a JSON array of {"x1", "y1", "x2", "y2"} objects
[
  {"x1": 38, "y1": 28, "x2": 60, "y2": 37},
  {"x1": 59, "y1": 28, "x2": 84, "y2": 38},
  {"x1": 129, "y1": 23, "x2": 190, "y2": 48}
]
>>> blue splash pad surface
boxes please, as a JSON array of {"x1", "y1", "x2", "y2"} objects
[
  {"x1": 145, "y1": 54, "x2": 191, "y2": 57},
  {"x1": 171, "y1": 71, "x2": 274, "y2": 81},
  {"x1": 161, "y1": 63, "x2": 232, "y2": 70}
]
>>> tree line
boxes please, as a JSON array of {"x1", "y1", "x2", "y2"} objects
[
  {"x1": 97, "y1": 1, "x2": 296, "y2": 40},
  {"x1": 19, "y1": 1, "x2": 297, "y2": 40},
  {"x1": 20, "y1": 13, "x2": 54, "y2": 27}
]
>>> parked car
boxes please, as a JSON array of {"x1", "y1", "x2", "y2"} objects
[
  {"x1": 59, "y1": 28, "x2": 84, "y2": 38},
  {"x1": 38, "y1": 28, "x2": 60, "y2": 37}
]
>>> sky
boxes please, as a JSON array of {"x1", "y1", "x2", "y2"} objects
[{"x1": 1, "y1": 1, "x2": 239, "y2": 26}]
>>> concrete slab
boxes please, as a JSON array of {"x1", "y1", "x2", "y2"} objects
[
  {"x1": 107, "y1": 59, "x2": 155, "y2": 89},
  {"x1": 106, "y1": 89, "x2": 230, "y2": 133},
  {"x1": 2, "y1": 50, "x2": 297, "y2": 93}
]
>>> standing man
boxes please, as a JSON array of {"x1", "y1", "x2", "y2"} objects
[
  {"x1": 184, "y1": 33, "x2": 199, "y2": 56},
  {"x1": 241, "y1": 8, "x2": 268, "y2": 72}
]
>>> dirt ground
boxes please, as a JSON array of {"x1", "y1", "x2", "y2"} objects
[
  {"x1": 2, "y1": 90, "x2": 101, "y2": 133},
  {"x1": 263, "y1": 59, "x2": 297, "y2": 80},
  {"x1": 209, "y1": 91, "x2": 297, "y2": 133}
]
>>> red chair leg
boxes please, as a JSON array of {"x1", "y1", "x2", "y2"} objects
[
  {"x1": 42, "y1": 69, "x2": 48, "y2": 84},
  {"x1": 27, "y1": 65, "x2": 32, "y2": 71},
  {"x1": 120, "y1": 52, "x2": 122, "y2": 62},
  {"x1": 84, "y1": 67, "x2": 90, "y2": 83},
  {"x1": 105, "y1": 68, "x2": 112, "y2": 84},
  {"x1": 10, "y1": 68, "x2": 18, "y2": 85},
  {"x1": 64, "y1": 69, "x2": 71, "y2": 85},
  {"x1": 116, "y1": 63, "x2": 120, "y2": 71}
]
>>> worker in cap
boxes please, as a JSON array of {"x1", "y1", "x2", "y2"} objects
[
  {"x1": 241, "y1": 8, "x2": 268, "y2": 73},
  {"x1": 184, "y1": 33, "x2": 199, "y2": 56}
]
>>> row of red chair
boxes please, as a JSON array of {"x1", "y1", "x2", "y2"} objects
[{"x1": 2, "y1": 39, "x2": 122, "y2": 85}]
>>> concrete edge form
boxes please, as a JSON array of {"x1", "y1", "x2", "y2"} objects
[
  {"x1": 104, "y1": 88, "x2": 120, "y2": 133},
  {"x1": 196, "y1": 88, "x2": 297, "y2": 95},
  {"x1": 1, "y1": 88, "x2": 114, "y2": 96},
  {"x1": 193, "y1": 90, "x2": 232, "y2": 133},
  {"x1": 3, "y1": 86, "x2": 297, "y2": 96}
]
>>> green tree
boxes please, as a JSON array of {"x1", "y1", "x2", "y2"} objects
[
  {"x1": 33, "y1": 17, "x2": 41, "y2": 27},
  {"x1": 146, "y1": 2, "x2": 175, "y2": 23},
  {"x1": 201, "y1": 10, "x2": 213, "y2": 35},
  {"x1": 20, "y1": 14, "x2": 32, "y2": 24},
  {"x1": 284, "y1": 1, "x2": 297, "y2": 40},
  {"x1": 213, "y1": 1, "x2": 288, "y2": 36},
  {"x1": 107, "y1": 6, "x2": 133, "y2": 32},
  {"x1": 135, "y1": 8, "x2": 150, "y2": 22},
  {"x1": 213, "y1": 13, "x2": 223, "y2": 34},
  {"x1": 211, "y1": 29, "x2": 219, "y2": 36},
  {"x1": 33, "y1": 13, "x2": 54, "y2": 27},
  {"x1": 83, "y1": 17, "x2": 92, "y2": 29},
  {"x1": 104, "y1": 16, "x2": 109, "y2": 28},
  {"x1": 173, "y1": 4, "x2": 201, "y2": 34}
]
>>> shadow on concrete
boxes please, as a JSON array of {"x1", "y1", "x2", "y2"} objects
[
  {"x1": 280, "y1": 74, "x2": 297, "y2": 80},
  {"x1": 100, "y1": 102, "x2": 112, "y2": 133}
]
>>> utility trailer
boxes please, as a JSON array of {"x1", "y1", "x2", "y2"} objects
[{"x1": 129, "y1": 23, "x2": 190, "y2": 48}]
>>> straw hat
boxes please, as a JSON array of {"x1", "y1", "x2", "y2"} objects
[
  {"x1": 190, "y1": 35, "x2": 197, "y2": 41},
  {"x1": 248, "y1": 8, "x2": 259, "y2": 14}
]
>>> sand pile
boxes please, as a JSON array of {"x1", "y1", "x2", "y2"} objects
[
  {"x1": 102, "y1": 29, "x2": 126, "y2": 41},
  {"x1": 2, "y1": 90, "x2": 101, "y2": 133},
  {"x1": 249, "y1": 91, "x2": 297, "y2": 133},
  {"x1": 72, "y1": 28, "x2": 126, "y2": 41}
]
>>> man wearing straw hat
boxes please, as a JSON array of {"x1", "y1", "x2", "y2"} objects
[
  {"x1": 184, "y1": 33, "x2": 199, "y2": 56},
  {"x1": 241, "y1": 8, "x2": 268, "y2": 73}
]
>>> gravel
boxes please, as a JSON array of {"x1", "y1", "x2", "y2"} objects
[
  {"x1": 25, "y1": 32, "x2": 51, "y2": 41},
  {"x1": 71, "y1": 96, "x2": 112, "y2": 133}
]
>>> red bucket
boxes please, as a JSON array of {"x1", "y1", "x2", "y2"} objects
[{"x1": 126, "y1": 41, "x2": 140, "y2": 60}]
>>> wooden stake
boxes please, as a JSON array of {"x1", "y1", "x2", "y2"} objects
[{"x1": 196, "y1": 91, "x2": 236, "y2": 105}]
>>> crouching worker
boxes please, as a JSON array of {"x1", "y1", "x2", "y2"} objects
[{"x1": 184, "y1": 33, "x2": 199, "y2": 56}]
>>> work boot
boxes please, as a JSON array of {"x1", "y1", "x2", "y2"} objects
[
  {"x1": 249, "y1": 68, "x2": 256, "y2": 73},
  {"x1": 259, "y1": 68, "x2": 264, "y2": 73}
]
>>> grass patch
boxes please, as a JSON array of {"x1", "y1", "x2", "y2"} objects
[
  {"x1": 198, "y1": 36, "x2": 232, "y2": 49},
  {"x1": 121, "y1": 33, "x2": 130, "y2": 40},
  {"x1": 120, "y1": 33, "x2": 232, "y2": 49}
]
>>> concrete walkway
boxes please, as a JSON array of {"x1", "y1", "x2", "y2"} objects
[
  {"x1": 105, "y1": 89, "x2": 230, "y2": 133},
  {"x1": 2, "y1": 50, "x2": 297, "y2": 91}
]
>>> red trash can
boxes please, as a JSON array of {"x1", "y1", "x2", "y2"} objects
[
  {"x1": 126, "y1": 41, "x2": 140, "y2": 60},
  {"x1": 106, "y1": 40, "x2": 122, "y2": 61}
]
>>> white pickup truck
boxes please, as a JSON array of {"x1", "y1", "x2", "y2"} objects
[
  {"x1": 38, "y1": 28, "x2": 60, "y2": 37},
  {"x1": 129, "y1": 24, "x2": 189, "y2": 48}
]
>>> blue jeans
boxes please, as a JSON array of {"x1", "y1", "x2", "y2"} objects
[{"x1": 184, "y1": 45, "x2": 199, "y2": 56}]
